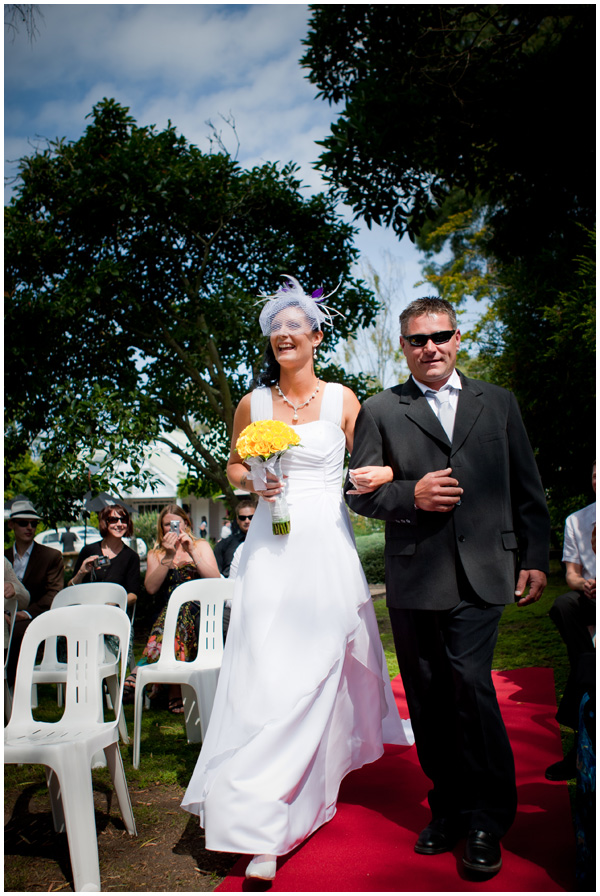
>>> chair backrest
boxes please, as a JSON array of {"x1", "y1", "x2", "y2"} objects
[
  {"x1": 158, "y1": 578, "x2": 234, "y2": 666},
  {"x1": 8, "y1": 605, "x2": 130, "y2": 735},
  {"x1": 53, "y1": 582, "x2": 127, "y2": 611}
]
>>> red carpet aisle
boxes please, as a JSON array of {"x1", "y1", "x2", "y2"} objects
[{"x1": 216, "y1": 668, "x2": 576, "y2": 892}]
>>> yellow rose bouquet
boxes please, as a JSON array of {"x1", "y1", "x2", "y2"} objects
[{"x1": 236, "y1": 420, "x2": 301, "y2": 535}]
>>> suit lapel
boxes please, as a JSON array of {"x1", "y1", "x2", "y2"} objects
[
  {"x1": 450, "y1": 373, "x2": 484, "y2": 456},
  {"x1": 400, "y1": 379, "x2": 450, "y2": 446},
  {"x1": 398, "y1": 372, "x2": 484, "y2": 452}
]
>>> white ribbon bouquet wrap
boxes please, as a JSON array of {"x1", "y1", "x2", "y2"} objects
[{"x1": 236, "y1": 420, "x2": 301, "y2": 535}]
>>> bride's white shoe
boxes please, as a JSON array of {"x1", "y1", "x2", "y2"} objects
[{"x1": 245, "y1": 854, "x2": 277, "y2": 880}]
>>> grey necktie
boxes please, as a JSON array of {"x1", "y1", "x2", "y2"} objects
[{"x1": 428, "y1": 389, "x2": 455, "y2": 442}]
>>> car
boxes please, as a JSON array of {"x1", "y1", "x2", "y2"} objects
[
  {"x1": 71, "y1": 526, "x2": 102, "y2": 544},
  {"x1": 34, "y1": 526, "x2": 147, "y2": 559},
  {"x1": 71, "y1": 526, "x2": 101, "y2": 544},
  {"x1": 34, "y1": 528, "x2": 80, "y2": 551},
  {"x1": 127, "y1": 537, "x2": 148, "y2": 560}
]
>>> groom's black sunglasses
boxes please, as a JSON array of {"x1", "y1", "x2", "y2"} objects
[{"x1": 404, "y1": 329, "x2": 456, "y2": 348}]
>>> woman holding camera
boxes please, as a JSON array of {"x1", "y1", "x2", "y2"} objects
[
  {"x1": 70, "y1": 504, "x2": 140, "y2": 608},
  {"x1": 124, "y1": 504, "x2": 220, "y2": 713}
]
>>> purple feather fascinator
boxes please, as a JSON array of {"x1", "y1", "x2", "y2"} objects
[{"x1": 257, "y1": 274, "x2": 343, "y2": 336}]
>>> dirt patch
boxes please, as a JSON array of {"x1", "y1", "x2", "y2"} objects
[{"x1": 4, "y1": 779, "x2": 239, "y2": 892}]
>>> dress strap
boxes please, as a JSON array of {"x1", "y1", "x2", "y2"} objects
[
  {"x1": 251, "y1": 387, "x2": 273, "y2": 422},
  {"x1": 319, "y1": 382, "x2": 344, "y2": 427}
]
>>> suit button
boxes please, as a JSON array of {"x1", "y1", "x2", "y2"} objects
[{"x1": 458, "y1": 535, "x2": 466, "y2": 542}]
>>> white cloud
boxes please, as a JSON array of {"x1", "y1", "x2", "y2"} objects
[
  {"x1": 5, "y1": 5, "x2": 328, "y2": 190},
  {"x1": 4, "y1": 5, "x2": 311, "y2": 92},
  {"x1": 5, "y1": 4, "x2": 484, "y2": 327}
]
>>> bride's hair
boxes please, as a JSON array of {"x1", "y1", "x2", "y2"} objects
[{"x1": 251, "y1": 343, "x2": 280, "y2": 388}]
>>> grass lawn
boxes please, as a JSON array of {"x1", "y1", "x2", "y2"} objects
[
  {"x1": 6, "y1": 561, "x2": 573, "y2": 793},
  {"x1": 5, "y1": 559, "x2": 576, "y2": 891}
]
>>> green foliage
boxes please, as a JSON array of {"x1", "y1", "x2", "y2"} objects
[
  {"x1": 302, "y1": 7, "x2": 594, "y2": 242},
  {"x1": 416, "y1": 207, "x2": 596, "y2": 519},
  {"x1": 6, "y1": 98, "x2": 377, "y2": 521},
  {"x1": 302, "y1": 8, "x2": 595, "y2": 524},
  {"x1": 471, "y1": 228, "x2": 596, "y2": 522},
  {"x1": 416, "y1": 193, "x2": 502, "y2": 313},
  {"x1": 4, "y1": 450, "x2": 42, "y2": 505},
  {"x1": 133, "y1": 511, "x2": 159, "y2": 553},
  {"x1": 355, "y1": 531, "x2": 386, "y2": 584},
  {"x1": 349, "y1": 508, "x2": 385, "y2": 538}
]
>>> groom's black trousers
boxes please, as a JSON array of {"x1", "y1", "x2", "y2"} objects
[{"x1": 389, "y1": 594, "x2": 517, "y2": 838}]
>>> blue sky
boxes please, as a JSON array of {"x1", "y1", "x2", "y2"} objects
[{"x1": 4, "y1": 3, "x2": 484, "y2": 342}]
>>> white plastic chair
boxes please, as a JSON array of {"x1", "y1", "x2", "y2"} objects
[
  {"x1": 133, "y1": 578, "x2": 233, "y2": 769},
  {"x1": 126, "y1": 599, "x2": 137, "y2": 675},
  {"x1": 4, "y1": 604, "x2": 137, "y2": 892},
  {"x1": 32, "y1": 583, "x2": 130, "y2": 745},
  {"x1": 4, "y1": 596, "x2": 18, "y2": 724}
]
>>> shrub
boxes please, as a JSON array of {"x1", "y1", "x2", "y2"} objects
[
  {"x1": 134, "y1": 511, "x2": 159, "y2": 551},
  {"x1": 355, "y1": 532, "x2": 386, "y2": 584}
]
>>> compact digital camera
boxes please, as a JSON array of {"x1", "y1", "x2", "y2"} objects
[
  {"x1": 169, "y1": 520, "x2": 181, "y2": 534},
  {"x1": 93, "y1": 556, "x2": 111, "y2": 569}
]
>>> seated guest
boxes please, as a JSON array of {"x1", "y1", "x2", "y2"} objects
[
  {"x1": 4, "y1": 499, "x2": 64, "y2": 684},
  {"x1": 69, "y1": 503, "x2": 140, "y2": 664},
  {"x1": 4, "y1": 556, "x2": 30, "y2": 649},
  {"x1": 546, "y1": 462, "x2": 596, "y2": 781},
  {"x1": 123, "y1": 505, "x2": 220, "y2": 713},
  {"x1": 214, "y1": 499, "x2": 256, "y2": 577},
  {"x1": 220, "y1": 503, "x2": 257, "y2": 641},
  {"x1": 69, "y1": 504, "x2": 140, "y2": 609}
]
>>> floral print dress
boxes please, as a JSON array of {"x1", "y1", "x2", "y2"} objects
[{"x1": 138, "y1": 562, "x2": 201, "y2": 666}]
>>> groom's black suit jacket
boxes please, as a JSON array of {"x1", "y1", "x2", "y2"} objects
[{"x1": 346, "y1": 371, "x2": 550, "y2": 608}]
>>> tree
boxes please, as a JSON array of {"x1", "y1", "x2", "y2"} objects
[
  {"x1": 302, "y1": 5, "x2": 594, "y2": 244},
  {"x1": 417, "y1": 198, "x2": 596, "y2": 525},
  {"x1": 5, "y1": 99, "x2": 377, "y2": 520},
  {"x1": 4, "y1": 4, "x2": 43, "y2": 42},
  {"x1": 334, "y1": 254, "x2": 408, "y2": 391},
  {"x1": 302, "y1": 6, "x2": 596, "y2": 521}
]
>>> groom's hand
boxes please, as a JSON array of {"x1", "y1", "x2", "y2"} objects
[{"x1": 414, "y1": 468, "x2": 463, "y2": 512}]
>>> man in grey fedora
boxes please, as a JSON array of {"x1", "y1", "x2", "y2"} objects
[
  {"x1": 345, "y1": 297, "x2": 550, "y2": 878},
  {"x1": 5, "y1": 499, "x2": 64, "y2": 684}
]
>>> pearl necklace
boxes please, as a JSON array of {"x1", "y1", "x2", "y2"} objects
[{"x1": 275, "y1": 380, "x2": 320, "y2": 422}]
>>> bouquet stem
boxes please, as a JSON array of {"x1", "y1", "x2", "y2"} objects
[{"x1": 269, "y1": 456, "x2": 290, "y2": 535}]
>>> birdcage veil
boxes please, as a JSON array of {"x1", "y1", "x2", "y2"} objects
[{"x1": 257, "y1": 275, "x2": 343, "y2": 336}]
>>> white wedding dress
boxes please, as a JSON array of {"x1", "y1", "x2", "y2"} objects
[{"x1": 181, "y1": 383, "x2": 413, "y2": 856}]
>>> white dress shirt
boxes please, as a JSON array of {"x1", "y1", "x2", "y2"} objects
[
  {"x1": 11, "y1": 541, "x2": 34, "y2": 582},
  {"x1": 562, "y1": 502, "x2": 596, "y2": 580},
  {"x1": 411, "y1": 369, "x2": 462, "y2": 429}
]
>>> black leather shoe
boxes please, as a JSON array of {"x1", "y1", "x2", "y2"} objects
[
  {"x1": 545, "y1": 749, "x2": 576, "y2": 781},
  {"x1": 414, "y1": 820, "x2": 461, "y2": 855},
  {"x1": 462, "y1": 830, "x2": 502, "y2": 875}
]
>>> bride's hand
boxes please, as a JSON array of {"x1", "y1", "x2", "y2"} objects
[
  {"x1": 255, "y1": 471, "x2": 284, "y2": 503},
  {"x1": 346, "y1": 465, "x2": 393, "y2": 495}
]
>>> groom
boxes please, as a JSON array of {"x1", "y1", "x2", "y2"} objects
[{"x1": 345, "y1": 297, "x2": 550, "y2": 878}]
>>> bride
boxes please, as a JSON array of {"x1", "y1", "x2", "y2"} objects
[{"x1": 181, "y1": 276, "x2": 413, "y2": 881}]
